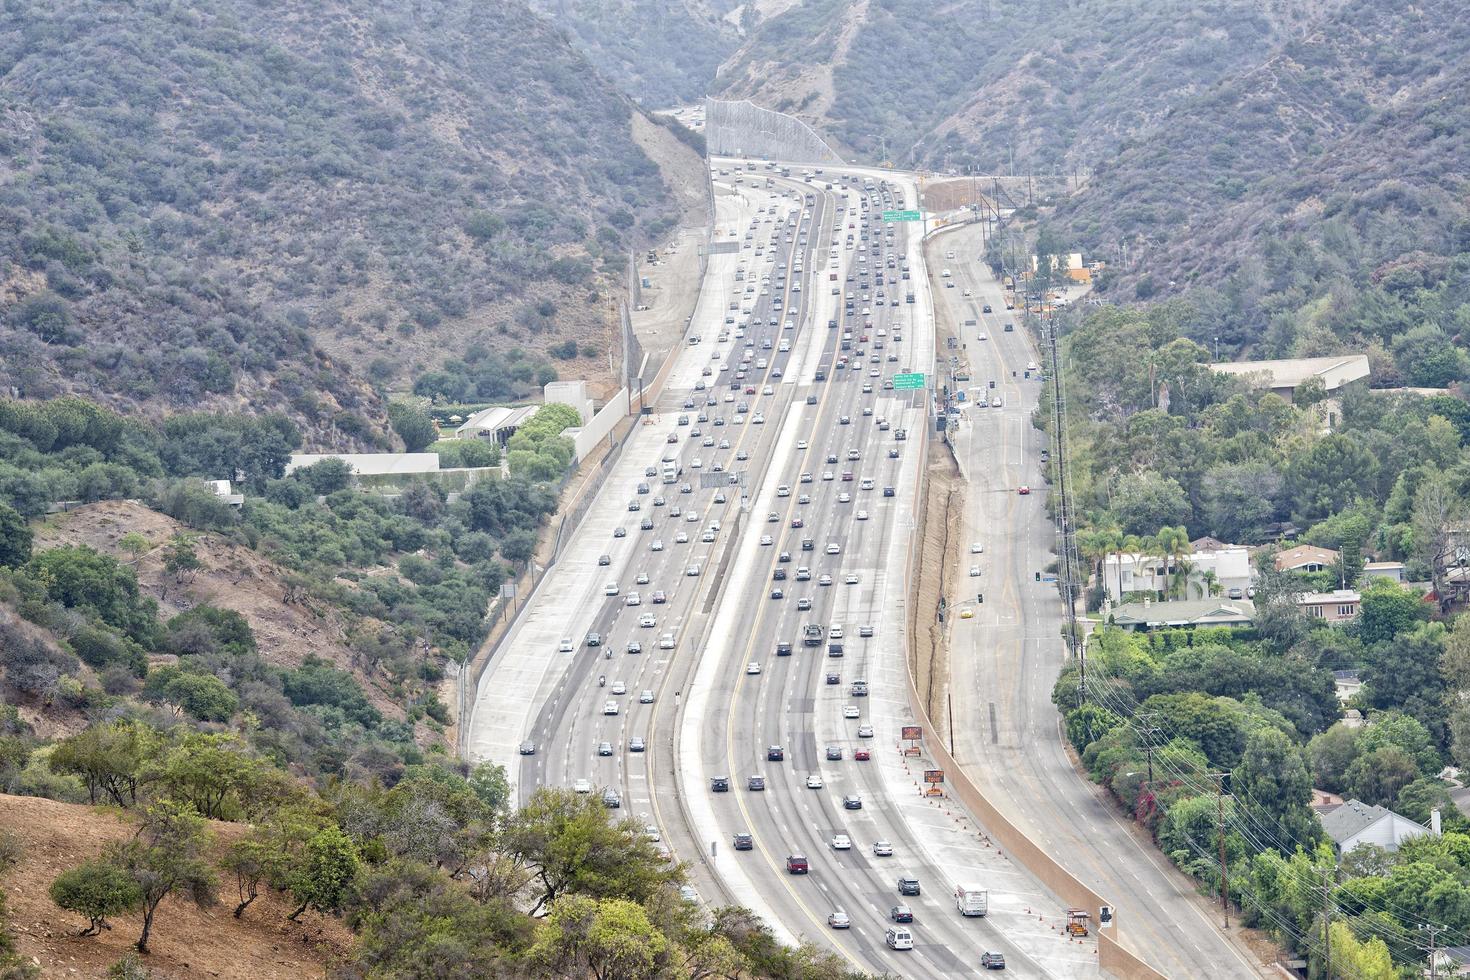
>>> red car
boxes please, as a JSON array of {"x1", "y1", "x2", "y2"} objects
[
  {"x1": 1017, "y1": 486, "x2": 1032, "y2": 495},
  {"x1": 786, "y1": 854, "x2": 809, "y2": 874},
  {"x1": 854, "y1": 747, "x2": 871, "y2": 761}
]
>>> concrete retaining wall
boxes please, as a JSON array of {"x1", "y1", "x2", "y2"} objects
[
  {"x1": 704, "y1": 98, "x2": 844, "y2": 165},
  {"x1": 571, "y1": 389, "x2": 630, "y2": 462}
]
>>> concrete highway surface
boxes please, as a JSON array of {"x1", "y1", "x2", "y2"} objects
[
  {"x1": 935, "y1": 220, "x2": 1268, "y2": 978},
  {"x1": 468, "y1": 162, "x2": 1112, "y2": 978}
]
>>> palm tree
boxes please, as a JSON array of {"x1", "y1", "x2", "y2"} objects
[
  {"x1": 1095, "y1": 524, "x2": 1124, "y2": 604},
  {"x1": 1154, "y1": 525, "x2": 1191, "y2": 599},
  {"x1": 1203, "y1": 568, "x2": 1221, "y2": 598},
  {"x1": 1120, "y1": 533, "x2": 1146, "y2": 602}
]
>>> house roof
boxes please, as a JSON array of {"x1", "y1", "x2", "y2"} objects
[
  {"x1": 1363, "y1": 561, "x2": 1405, "y2": 571},
  {"x1": 1299, "y1": 589, "x2": 1361, "y2": 606},
  {"x1": 1189, "y1": 536, "x2": 1231, "y2": 552},
  {"x1": 1275, "y1": 544, "x2": 1340, "y2": 570},
  {"x1": 1318, "y1": 800, "x2": 1388, "y2": 843},
  {"x1": 1208, "y1": 354, "x2": 1371, "y2": 391},
  {"x1": 1110, "y1": 598, "x2": 1255, "y2": 627}
]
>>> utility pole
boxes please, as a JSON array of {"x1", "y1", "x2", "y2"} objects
[
  {"x1": 1211, "y1": 773, "x2": 1230, "y2": 929},
  {"x1": 1422, "y1": 923, "x2": 1445, "y2": 980},
  {"x1": 1136, "y1": 713, "x2": 1162, "y2": 786},
  {"x1": 1320, "y1": 866, "x2": 1335, "y2": 979}
]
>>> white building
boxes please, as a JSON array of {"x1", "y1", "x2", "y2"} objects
[
  {"x1": 1318, "y1": 799, "x2": 1432, "y2": 857},
  {"x1": 1100, "y1": 546, "x2": 1253, "y2": 600},
  {"x1": 286, "y1": 453, "x2": 441, "y2": 476},
  {"x1": 1208, "y1": 354, "x2": 1370, "y2": 403},
  {"x1": 455, "y1": 405, "x2": 539, "y2": 443}
]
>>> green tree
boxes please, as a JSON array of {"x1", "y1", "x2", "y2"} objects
[
  {"x1": 1345, "y1": 746, "x2": 1419, "y2": 807},
  {"x1": 287, "y1": 827, "x2": 359, "y2": 921},
  {"x1": 1356, "y1": 710, "x2": 1440, "y2": 774},
  {"x1": 1362, "y1": 622, "x2": 1446, "y2": 715},
  {"x1": 156, "y1": 671, "x2": 239, "y2": 723},
  {"x1": 26, "y1": 546, "x2": 158, "y2": 642},
  {"x1": 500, "y1": 788, "x2": 682, "y2": 914},
  {"x1": 1231, "y1": 727, "x2": 1320, "y2": 853},
  {"x1": 109, "y1": 800, "x2": 216, "y2": 953},
  {"x1": 49, "y1": 722, "x2": 160, "y2": 808},
  {"x1": 1357, "y1": 579, "x2": 1429, "y2": 646},
  {"x1": 0, "y1": 503, "x2": 31, "y2": 569},
  {"x1": 530, "y1": 895, "x2": 669, "y2": 979},
  {"x1": 1325, "y1": 920, "x2": 1395, "y2": 979},
  {"x1": 1287, "y1": 434, "x2": 1378, "y2": 523},
  {"x1": 1111, "y1": 473, "x2": 1191, "y2": 536},
  {"x1": 150, "y1": 733, "x2": 263, "y2": 820},
  {"x1": 49, "y1": 861, "x2": 143, "y2": 937},
  {"x1": 293, "y1": 457, "x2": 353, "y2": 495},
  {"x1": 387, "y1": 401, "x2": 437, "y2": 452},
  {"x1": 1306, "y1": 723, "x2": 1361, "y2": 794}
]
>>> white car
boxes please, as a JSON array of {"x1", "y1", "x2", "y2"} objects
[
  {"x1": 845, "y1": 573, "x2": 859, "y2": 584},
  {"x1": 640, "y1": 613, "x2": 657, "y2": 627},
  {"x1": 873, "y1": 840, "x2": 893, "y2": 857},
  {"x1": 856, "y1": 510, "x2": 869, "y2": 520},
  {"x1": 611, "y1": 680, "x2": 627, "y2": 695},
  {"x1": 640, "y1": 690, "x2": 655, "y2": 703},
  {"x1": 675, "y1": 531, "x2": 689, "y2": 543},
  {"x1": 626, "y1": 592, "x2": 641, "y2": 606},
  {"x1": 843, "y1": 705, "x2": 861, "y2": 719},
  {"x1": 651, "y1": 539, "x2": 664, "y2": 551},
  {"x1": 830, "y1": 834, "x2": 851, "y2": 850},
  {"x1": 796, "y1": 440, "x2": 808, "y2": 450},
  {"x1": 558, "y1": 638, "x2": 574, "y2": 653},
  {"x1": 971, "y1": 542, "x2": 983, "y2": 554},
  {"x1": 573, "y1": 779, "x2": 592, "y2": 794},
  {"x1": 826, "y1": 543, "x2": 840, "y2": 555},
  {"x1": 637, "y1": 571, "x2": 651, "y2": 584},
  {"x1": 747, "y1": 662, "x2": 762, "y2": 675},
  {"x1": 970, "y1": 566, "x2": 981, "y2": 577},
  {"x1": 978, "y1": 331, "x2": 988, "y2": 340},
  {"x1": 645, "y1": 824, "x2": 661, "y2": 842},
  {"x1": 837, "y1": 492, "x2": 851, "y2": 503},
  {"x1": 858, "y1": 724, "x2": 874, "y2": 738},
  {"x1": 760, "y1": 535, "x2": 773, "y2": 546},
  {"x1": 603, "y1": 702, "x2": 620, "y2": 715},
  {"x1": 807, "y1": 774, "x2": 824, "y2": 789}
]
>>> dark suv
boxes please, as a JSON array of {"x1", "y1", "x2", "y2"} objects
[
  {"x1": 733, "y1": 833, "x2": 754, "y2": 851},
  {"x1": 897, "y1": 875, "x2": 921, "y2": 896},
  {"x1": 710, "y1": 776, "x2": 730, "y2": 792}
]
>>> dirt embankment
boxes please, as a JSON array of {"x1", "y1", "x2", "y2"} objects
[
  {"x1": 34, "y1": 500, "x2": 406, "y2": 723},
  {"x1": 910, "y1": 442, "x2": 964, "y2": 728},
  {"x1": 0, "y1": 794, "x2": 349, "y2": 979}
]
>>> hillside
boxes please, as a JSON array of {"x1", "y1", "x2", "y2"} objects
[
  {"x1": 1058, "y1": 0, "x2": 1470, "y2": 303},
  {"x1": 0, "y1": 794, "x2": 348, "y2": 978},
  {"x1": 525, "y1": 0, "x2": 740, "y2": 106},
  {"x1": 713, "y1": 0, "x2": 1328, "y2": 168},
  {"x1": 0, "y1": 0, "x2": 684, "y2": 435}
]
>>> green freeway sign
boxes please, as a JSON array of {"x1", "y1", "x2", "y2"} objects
[
  {"x1": 892, "y1": 373, "x2": 926, "y2": 390},
  {"x1": 882, "y1": 209, "x2": 922, "y2": 222}
]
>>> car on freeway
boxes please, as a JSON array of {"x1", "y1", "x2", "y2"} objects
[
  {"x1": 686, "y1": 564, "x2": 701, "y2": 577},
  {"x1": 602, "y1": 788, "x2": 621, "y2": 808},
  {"x1": 890, "y1": 904, "x2": 914, "y2": 923},
  {"x1": 843, "y1": 794, "x2": 863, "y2": 810},
  {"x1": 786, "y1": 854, "x2": 809, "y2": 874},
  {"x1": 587, "y1": 632, "x2": 602, "y2": 647},
  {"x1": 519, "y1": 740, "x2": 536, "y2": 755},
  {"x1": 981, "y1": 952, "x2": 1007, "y2": 970},
  {"x1": 873, "y1": 840, "x2": 893, "y2": 856},
  {"x1": 573, "y1": 779, "x2": 592, "y2": 794},
  {"x1": 629, "y1": 737, "x2": 646, "y2": 752},
  {"x1": 597, "y1": 741, "x2": 613, "y2": 756},
  {"x1": 598, "y1": 554, "x2": 611, "y2": 565},
  {"x1": 830, "y1": 834, "x2": 851, "y2": 850},
  {"x1": 769, "y1": 587, "x2": 784, "y2": 599},
  {"x1": 651, "y1": 539, "x2": 664, "y2": 551},
  {"x1": 675, "y1": 531, "x2": 689, "y2": 544},
  {"x1": 611, "y1": 680, "x2": 627, "y2": 694},
  {"x1": 733, "y1": 833, "x2": 754, "y2": 851},
  {"x1": 710, "y1": 776, "x2": 730, "y2": 792},
  {"x1": 639, "y1": 690, "x2": 655, "y2": 703},
  {"x1": 828, "y1": 911, "x2": 851, "y2": 930},
  {"x1": 797, "y1": 597, "x2": 812, "y2": 610},
  {"x1": 767, "y1": 745, "x2": 784, "y2": 761},
  {"x1": 843, "y1": 705, "x2": 860, "y2": 719},
  {"x1": 639, "y1": 613, "x2": 657, "y2": 628},
  {"x1": 1018, "y1": 485, "x2": 1032, "y2": 495},
  {"x1": 897, "y1": 875, "x2": 921, "y2": 896},
  {"x1": 603, "y1": 701, "x2": 619, "y2": 716},
  {"x1": 747, "y1": 775, "x2": 765, "y2": 791},
  {"x1": 760, "y1": 535, "x2": 773, "y2": 546},
  {"x1": 558, "y1": 638, "x2": 574, "y2": 653},
  {"x1": 855, "y1": 747, "x2": 872, "y2": 761},
  {"x1": 970, "y1": 565, "x2": 982, "y2": 577},
  {"x1": 636, "y1": 571, "x2": 650, "y2": 584},
  {"x1": 651, "y1": 590, "x2": 667, "y2": 603},
  {"x1": 971, "y1": 542, "x2": 984, "y2": 554},
  {"x1": 845, "y1": 572, "x2": 859, "y2": 585},
  {"x1": 806, "y1": 774, "x2": 824, "y2": 789}
]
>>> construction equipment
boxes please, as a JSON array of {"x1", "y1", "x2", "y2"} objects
[{"x1": 1066, "y1": 909, "x2": 1090, "y2": 937}]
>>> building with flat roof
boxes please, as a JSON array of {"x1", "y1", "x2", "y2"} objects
[
  {"x1": 1208, "y1": 354, "x2": 1370, "y2": 402},
  {"x1": 1101, "y1": 546, "x2": 1253, "y2": 600},
  {"x1": 286, "y1": 453, "x2": 441, "y2": 476},
  {"x1": 1363, "y1": 561, "x2": 1406, "y2": 583},
  {"x1": 1299, "y1": 589, "x2": 1361, "y2": 623}
]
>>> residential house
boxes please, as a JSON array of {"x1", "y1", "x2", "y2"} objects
[
  {"x1": 208, "y1": 479, "x2": 244, "y2": 508},
  {"x1": 1331, "y1": 669, "x2": 1362, "y2": 704},
  {"x1": 1362, "y1": 561, "x2": 1406, "y2": 583},
  {"x1": 1317, "y1": 799, "x2": 1433, "y2": 857},
  {"x1": 1207, "y1": 354, "x2": 1370, "y2": 403},
  {"x1": 1274, "y1": 544, "x2": 1339, "y2": 574},
  {"x1": 1100, "y1": 546, "x2": 1253, "y2": 600},
  {"x1": 1109, "y1": 598, "x2": 1255, "y2": 631},
  {"x1": 1299, "y1": 589, "x2": 1361, "y2": 623}
]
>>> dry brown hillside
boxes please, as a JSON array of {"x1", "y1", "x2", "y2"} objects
[
  {"x1": 0, "y1": 795, "x2": 348, "y2": 978},
  {"x1": 34, "y1": 501, "x2": 406, "y2": 726}
]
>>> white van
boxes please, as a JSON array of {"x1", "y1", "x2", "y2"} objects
[{"x1": 885, "y1": 926, "x2": 913, "y2": 950}]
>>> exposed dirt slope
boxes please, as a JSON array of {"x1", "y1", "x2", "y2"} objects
[{"x1": 0, "y1": 794, "x2": 349, "y2": 979}]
